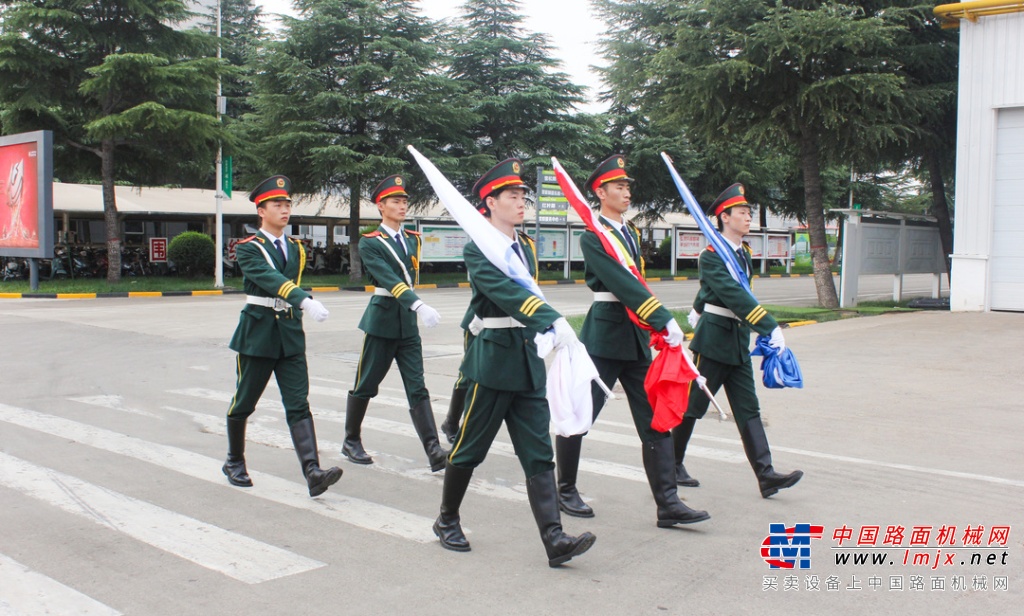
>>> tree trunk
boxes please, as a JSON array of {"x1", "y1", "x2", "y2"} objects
[
  {"x1": 798, "y1": 127, "x2": 839, "y2": 308},
  {"x1": 925, "y1": 150, "x2": 954, "y2": 278},
  {"x1": 348, "y1": 179, "x2": 363, "y2": 282},
  {"x1": 101, "y1": 139, "x2": 121, "y2": 284}
]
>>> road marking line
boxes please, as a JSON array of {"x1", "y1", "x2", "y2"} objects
[
  {"x1": 69, "y1": 395, "x2": 160, "y2": 419},
  {"x1": 0, "y1": 450, "x2": 323, "y2": 584},
  {"x1": 0, "y1": 552, "x2": 122, "y2": 616},
  {"x1": 0, "y1": 403, "x2": 437, "y2": 544}
]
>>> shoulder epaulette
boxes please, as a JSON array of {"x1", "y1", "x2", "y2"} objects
[
  {"x1": 742, "y1": 242, "x2": 752, "y2": 254},
  {"x1": 363, "y1": 231, "x2": 382, "y2": 238},
  {"x1": 236, "y1": 235, "x2": 260, "y2": 245},
  {"x1": 405, "y1": 229, "x2": 421, "y2": 236},
  {"x1": 517, "y1": 231, "x2": 535, "y2": 245}
]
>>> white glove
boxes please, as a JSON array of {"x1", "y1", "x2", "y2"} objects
[
  {"x1": 300, "y1": 297, "x2": 329, "y2": 323},
  {"x1": 552, "y1": 317, "x2": 578, "y2": 351},
  {"x1": 414, "y1": 302, "x2": 441, "y2": 328},
  {"x1": 687, "y1": 308, "x2": 700, "y2": 329},
  {"x1": 769, "y1": 326, "x2": 786, "y2": 352},
  {"x1": 468, "y1": 315, "x2": 484, "y2": 336},
  {"x1": 664, "y1": 319, "x2": 684, "y2": 347},
  {"x1": 695, "y1": 375, "x2": 707, "y2": 390}
]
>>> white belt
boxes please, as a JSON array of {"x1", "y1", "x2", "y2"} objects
[
  {"x1": 373, "y1": 288, "x2": 393, "y2": 297},
  {"x1": 704, "y1": 303, "x2": 740, "y2": 321},
  {"x1": 246, "y1": 295, "x2": 290, "y2": 312},
  {"x1": 593, "y1": 292, "x2": 620, "y2": 302},
  {"x1": 481, "y1": 317, "x2": 525, "y2": 329}
]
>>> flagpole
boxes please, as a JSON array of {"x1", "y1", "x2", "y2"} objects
[{"x1": 214, "y1": 0, "x2": 224, "y2": 288}]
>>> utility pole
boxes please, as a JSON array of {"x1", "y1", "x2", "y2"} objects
[{"x1": 214, "y1": 0, "x2": 224, "y2": 288}]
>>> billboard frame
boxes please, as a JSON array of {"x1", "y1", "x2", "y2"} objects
[{"x1": 0, "y1": 130, "x2": 54, "y2": 259}]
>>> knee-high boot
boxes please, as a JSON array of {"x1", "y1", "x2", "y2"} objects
[
  {"x1": 526, "y1": 469, "x2": 596, "y2": 567},
  {"x1": 290, "y1": 417, "x2": 343, "y2": 497},
  {"x1": 671, "y1": 416, "x2": 700, "y2": 487},
  {"x1": 433, "y1": 462, "x2": 473, "y2": 552},
  {"x1": 439, "y1": 387, "x2": 467, "y2": 444},
  {"x1": 341, "y1": 393, "x2": 373, "y2": 464},
  {"x1": 222, "y1": 416, "x2": 253, "y2": 487},
  {"x1": 555, "y1": 434, "x2": 594, "y2": 518},
  {"x1": 641, "y1": 438, "x2": 710, "y2": 527},
  {"x1": 409, "y1": 399, "x2": 448, "y2": 472},
  {"x1": 739, "y1": 416, "x2": 803, "y2": 498}
]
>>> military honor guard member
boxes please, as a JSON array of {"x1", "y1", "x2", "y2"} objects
[
  {"x1": 222, "y1": 175, "x2": 343, "y2": 497},
  {"x1": 672, "y1": 183, "x2": 803, "y2": 498},
  {"x1": 433, "y1": 159, "x2": 596, "y2": 567},
  {"x1": 558, "y1": 154, "x2": 710, "y2": 527},
  {"x1": 341, "y1": 174, "x2": 448, "y2": 472}
]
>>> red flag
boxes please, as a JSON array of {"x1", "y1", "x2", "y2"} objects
[{"x1": 645, "y1": 332, "x2": 701, "y2": 432}]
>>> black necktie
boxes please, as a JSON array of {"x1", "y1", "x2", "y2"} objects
[
  {"x1": 511, "y1": 242, "x2": 525, "y2": 265},
  {"x1": 394, "y1": 232, "x2": 406, "y2": 255},
  {"x1": 274, "y1": 239, "x2": 287, "y2": 264},
  {"x1": 621, "y1": 225, "x2": 638, "y2": 259}
]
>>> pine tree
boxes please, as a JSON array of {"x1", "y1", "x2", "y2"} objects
[
  {"x1": 0, "y1": 0, "x2": 226, "y2": 282},
  {"x1": 248, "y1": 0, "x2": 468, "y2": 281}
]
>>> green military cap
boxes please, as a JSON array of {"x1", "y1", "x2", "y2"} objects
[
  {"x1": 248, "y1": 175, "x2": 291, "y2": 205},
  {"x1": 472, "y1": 158, "x2": 528, "y2": 215},
  {"x1": 586, "y1": 154, "x2": 633, "y2": 193},
  {"x1": 708, "y1": 183, "x2": 749, "y2": 217},
  {"x1": 372, "y1": 174, "x2": 408, "y2": 204}
]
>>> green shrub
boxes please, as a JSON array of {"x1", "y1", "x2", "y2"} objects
[{"x1": 168, "y1": 231, "x2": 215, "y2": 278}]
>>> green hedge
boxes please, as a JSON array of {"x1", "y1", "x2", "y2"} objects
[{"x1": 168, "y1": 231, "x2": 215, "y2": 278}]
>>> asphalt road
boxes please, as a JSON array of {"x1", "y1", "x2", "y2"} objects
[{"x1": 1, "y1": 275, "x2": 1019, "y2": 615}]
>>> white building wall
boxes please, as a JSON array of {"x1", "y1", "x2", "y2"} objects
[{"x1": 950, "y1": 13, "x2": 1024, "y2": 311}]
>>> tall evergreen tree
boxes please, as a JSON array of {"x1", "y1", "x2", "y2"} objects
[
  {"x1": 0, "y1": 0, "x2": 226, "y2": 282},
  {"x1": 446, "y1": 0, "x2": 605, "y2": 182},
  {"x1": 644, "y1": 0, "x2": 929, "y2": 307},
  {"x1": 248, "y1": 0, "x2": 469, "y2": 281}
]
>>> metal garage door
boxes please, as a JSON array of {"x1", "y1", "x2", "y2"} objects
[{"x1": 991, "y1": 107, "x2": 1024, "y2": 311}]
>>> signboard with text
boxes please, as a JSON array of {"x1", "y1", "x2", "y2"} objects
[{"x1": 148, "y1": 237, "x2": 168, "y2": 263}]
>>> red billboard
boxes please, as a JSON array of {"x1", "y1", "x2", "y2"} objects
[{"x1": 0, "y1": 131, "x2": 53, "y2": 258}]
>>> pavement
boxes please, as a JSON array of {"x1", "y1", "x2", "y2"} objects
[{"x1": 0, "y1": 277, "x2": 1019, "y2": 615}]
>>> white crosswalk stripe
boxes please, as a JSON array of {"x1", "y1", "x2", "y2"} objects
[
  {"x1": 0, "y1": 553, "x2": 121, "y2": 616},
  {"x1": 0, "y1": 402, "x2": 439, "y2": 542},
  {"x1": 0, "y1": 449, "x2": 324, "y2": 584}
]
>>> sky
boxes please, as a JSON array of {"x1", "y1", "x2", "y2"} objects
[{"x1": 251, "y1": 0, "x2": 609, "y2": 112}]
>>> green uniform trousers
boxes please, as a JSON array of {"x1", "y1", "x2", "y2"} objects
[
  {"x1": 448, "y1": 379, "x2": 554, "y2": 478},
  {"x1": 590, "y1": 355, "x2": 671, "y2": 443},
  {"x1": 452, "y1": 330, "x2": 475, "y2": 392},
  {"x1": 685, "y1": 352, "x2": 760, "y2": 428},
  {"x1": 351, "y1": 333, "x2": 429, "y2": 407},
  {"x1": 227, "y1": 353, "x2": 311, "y2": 427}
]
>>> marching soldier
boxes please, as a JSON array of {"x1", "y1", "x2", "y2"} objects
[
  {"x1": 438, "y1": 309, "x2": 475, "y2": 443},
  {"x1": 222, "y1": 175, "x2": 343, "y2": 497},
  {"x1": 672, "y1": 183, "x2": 803, "y2": 497},
  {"x1": 557, "y1": 154, "x2": 710, "y2": 527},
  {"x1": 342, "y1": 174, "x2": 447, "y2": 472},
  {"x1": 433, "y1": 159, "x2": 596, "y2": 567}
]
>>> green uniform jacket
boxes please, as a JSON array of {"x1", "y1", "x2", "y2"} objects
[
  {"x1": 690, "y1": 244, "x2": 778, "y2": 366},
  {"x1": 357, "y1": 227, "x2": 422, "y2": 340},
  {"x1": 579, "y1": 220, "x2": 673, "y2": 362},
  {"x1": 461, "y1": 234, "x2": 559, "y2": 392},
  {"x1": 229, "y1": 231, "x2": 312, "y2": 359}
]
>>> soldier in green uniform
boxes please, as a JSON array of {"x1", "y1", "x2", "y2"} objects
[
  {"x1": 222, "y1": 175, "x2": 343, "y2": 497},
  {"x1": 433, "y1": 159, "x2": 596, "y2": 568},
  {"x1": 672, "y1": 183, "x2": 803, "y2": 498},
  {"x1": 341, "y1": 175, "x2": 447, "y2": 472},
  {"x1": 556, "y1": 154, "x2": 710, "y2": 528}
]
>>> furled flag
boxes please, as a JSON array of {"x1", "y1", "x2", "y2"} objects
[
  {"x1": 408, "y1": 145, "x2": 607, "y2": 435},
  {"x1": 552, "y1": 156, "x2": 703, "y2": 429},
  {"x1": 660, "y1": 152, "x2": 804, "y2": 389}
]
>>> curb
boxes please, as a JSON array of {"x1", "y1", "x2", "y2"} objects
[{"x1": 0, "y1": 272, "x2": 834, "y2": 300}]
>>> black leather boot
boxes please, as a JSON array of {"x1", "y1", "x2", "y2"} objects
[
  {"x1": 555, "y1": 434, "x2": 594, "y2": 518},
  {"x1": 526, "y1": 469, "x2": 596, "y2": 567},
  {"x1": 433, "y1": 462, "x2": 473, "y2": 552},
  {"x1": 739, "y1": 416, "x2": 803, "y2": 498},
  {"x1": 290, "y1": 417, "x2": 343, "y2": 497},
  {"x1": 222, "y1": 416, "x2": 253, "y2": 487},
  {"x1": 671, "y1": 416, "x2": 700, "y2": 487},
  {"x1": 410, "y1": 399, "x2": 448, "y2": 472},
  {"x1": 440, "y1": 387, "x2": 467, "y2": 444},
  {"x1": 641, "y1": 438, "x2": 710, "y2": 527},
  {"x1": 341, "y1": 393, "x2": 373, "y2": 464}
]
